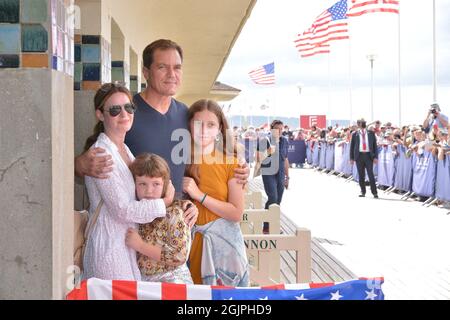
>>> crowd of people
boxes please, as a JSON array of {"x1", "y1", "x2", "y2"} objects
[
  {"x1": 232, "y1": 124, "x2": 304, "y2": 143},
  {"x1": 301, "y1": 104, "x2": 450, "y2": 204},
  {"x1": 303, "y1": 104, "x2": 449, "y2": 165}
]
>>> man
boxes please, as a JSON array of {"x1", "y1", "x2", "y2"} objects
[
  {"x1": 75, "y1": 39, "x2": 249, "y2": 217},
  {"x1": 423, "y1": 103, "x2": 448, "y2": 133},
  {"x1": 350, "y1": 118, "x2": 379, "y2": 199},
  {"x1": 257, "y1": 120, "x2": 290, "y2": 209},
  {"x1": 282, "y1": 125, "x2": 294, "y2": 140}
]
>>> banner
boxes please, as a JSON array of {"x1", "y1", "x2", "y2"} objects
[
  {"x1": 412, "y1": 151, "x2": 437, "y2": 197},
  {"x1": 393, "y1": 145, "x2": 413, "y2": 192},
  {"x1": 326, "y1": 144, "x2": 335, "y2": 170},
  {"x1": 244, "y1": 138, "x2": 257, "y2": 164},
  {"x1": 288, "y1": 140, "x2": 307, "y2": 165},
  {"x1": 334, "y1": 141, "x2": 345, "y2": 173},
  {"x1": 341, "y1": 142, "x2": 353, "y2": 176},
  {"x1": 319, "y1": 141, "x2": 327, "y2": 169},
  {"x1": 313, "y1": 141, "x2": 320, "y2": 167},
  {"x1": 377, "y1": 145, "x2": 396, "y2": 187},
  {"x1": 67, "y1": 278, "x2": 384, "y2": 300},
  {"x1": 306, "y1": 141, "x2": 313, "y2": 165},
  {"x1": 435, "y1": 154, "x2": 450, "y2": 201},
  {"x1": 300, "y1": 115, "x2": 327, "y2": 130}
]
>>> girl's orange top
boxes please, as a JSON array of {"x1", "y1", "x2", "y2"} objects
[{"x1": 188, "y1": 152, "x2": 239, "y2": 284}]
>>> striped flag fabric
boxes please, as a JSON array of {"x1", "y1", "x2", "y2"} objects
[
  {"x1": 295, "y1": 26, "x2": 331, "y2": 58},
  {"x1": 294, "y1": 0, "x2": 349, "y2": 58},
  {"x1": 347, "y1": 0, "x2": 400, "y2": 17},
  {"x1": 248, "y1": 62, "x2": 275, "y2": 85},
  {"x1": 66, "y1": 278, "x2": 384, "y2": 300}
]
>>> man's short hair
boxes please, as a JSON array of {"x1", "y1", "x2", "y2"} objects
[
  {"x1": 270, "y1": 120, "x2": 283, "y2": 129},
  {"x1": 143, "y1": 39, "x2": 183, "y2": 68}
]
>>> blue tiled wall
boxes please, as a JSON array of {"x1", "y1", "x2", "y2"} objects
[
  {"x1": 0, "y1": 0, "x2": 74, "y2": 73},
  {"x1": 74, "y1": 34, "x2": 111, "y2": 90}
]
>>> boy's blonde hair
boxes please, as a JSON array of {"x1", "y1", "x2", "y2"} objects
[{"x1": 129, "y1": 153, "x2": 171, "y2": 197}]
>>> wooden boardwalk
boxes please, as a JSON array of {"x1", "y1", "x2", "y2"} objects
[
  {"x1": 278, "y1": 167, "x2": 450, "y2": 299},
  {"x1": 248, "y1": 178, "x2": 357, "y2": 284}
]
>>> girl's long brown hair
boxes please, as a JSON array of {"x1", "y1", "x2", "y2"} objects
[
  {"x1": 83, "y1": 83, "x2": 133, "y2": 152},
  {"x1": 185, "y1": 99, "x2": 237, "y2": 184}
]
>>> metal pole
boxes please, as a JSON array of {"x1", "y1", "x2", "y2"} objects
[
  {"x1": 349, "y1": 32, "x2": 353, "y2": 125},
  {"x1": 366, "y1": 54, "x2": 376, "y2": 123},
  {"x1": 398, "y1": 6, "x2": 402, "y2": 126},
  {"x1": 370, "y1": 58, "x2": 374, "y2": 122},
  {"x1": 432, "y1": 0, "x2": 437, "y2": 102}
]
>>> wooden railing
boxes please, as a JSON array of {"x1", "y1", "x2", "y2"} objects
[
  {"x1": 243, "y1": 227, "x2": 312, "y2": 286},
  {"x1": 245, "y1": 190, "x2": 263, "y2": 209}
]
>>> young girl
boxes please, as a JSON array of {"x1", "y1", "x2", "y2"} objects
[
  {"x1": 183, "y1": 99, "x2": 249, "y2": 286},
  {"x1": 125, "y1": 153, "x2": 193, "y2": 284}
]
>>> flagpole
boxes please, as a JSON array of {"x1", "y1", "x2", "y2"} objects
[
  {"x1": 328, "y1": 53, "x2": 331, "y2": 127},
  {"x1": 432, "y1": 0, "x2": 437, "y2": 102},
  {"x1": 348, "y1": 18, "x2": 353, "y2": 126},
  {"x1": 397, "y1": 3, "x2": 402, "y2": 126}
]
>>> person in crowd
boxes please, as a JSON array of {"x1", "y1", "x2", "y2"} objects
[
  {"x1": 183, "y1": 99, "x2": 248, "y2": 287},
  {"x1": 255, "y1": 127, "x2": 263, "y2": 139},
  {"x1": 423, "y1": 103, "x2": 448, "y2": 135},
  {"x1": 294, "y1": 128, "x2": 305, "y2": 141},
  {"x1": 82, "y1": 83, "x2": 172, "y2": 281},
  {"x1": 282, "y1": 125, "x2": 294, "y2": 140},
  {"x1": 257, "y1": 120, "x2": 290, "y2": 209},
  {"x1": 350, "y1": 118, "x2": 379, "y2": 199},
  {"x1": 243, "y1": 126, "x2": 257, "y2": 140},
  {"x1": 371, "y1": 120, "x2": 382, "y2": 134},
  {"x1": 125, "y1": 153, "x2": 193, "y2": 284}
]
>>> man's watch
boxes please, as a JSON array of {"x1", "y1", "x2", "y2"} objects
[{"x1": 285, "y1": 176, "x2": 290, "y2": 180}]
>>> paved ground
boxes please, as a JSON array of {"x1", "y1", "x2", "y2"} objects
[{"x1": 268, "y1": 166, "x2": 450, "y2": 300}]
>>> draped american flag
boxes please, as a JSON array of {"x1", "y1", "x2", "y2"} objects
[
  {"x1": 294, "y1": 0, "x2": 349, "y2": 58},
  {"x1": 347, "y1": 0, "x2": 400, "y2": 17},
  {"x1": 66, "y1": 278, "x2": 384, "y2": 300},
  {"x1": 248, "y1": 62, "x2": 275, "y2": 85}
]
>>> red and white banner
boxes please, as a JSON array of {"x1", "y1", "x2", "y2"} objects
[{"x1": 300, "y1": 115, "x2": 327, "y2": 130}]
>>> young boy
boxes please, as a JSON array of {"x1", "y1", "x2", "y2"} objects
[{"x1": 125, "y1": 153, "x2": 193, "y2": 284}]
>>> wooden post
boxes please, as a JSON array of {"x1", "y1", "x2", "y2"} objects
[
  {"x1": 296, "y1": 228, "x2": 311, "y2": 283},
  {"x1": 243, "y1": 227, "x2": 312, "y2": 286}
]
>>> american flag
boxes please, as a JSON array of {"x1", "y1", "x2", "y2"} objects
[
  {"x1": 248, "y1": 62, "x2": 275, "y2": 85},
  {"x1": 294, "y1": 0, "x2": 349, "y2": 58},
  {"x1": 347, "y1": 0, "x2": 400, "y2": 17},
  {"x1": 66, "y1": 278, "x2": 384, "y2": 300}
]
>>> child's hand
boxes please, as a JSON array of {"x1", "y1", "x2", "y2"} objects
[
  {"x1": 125, "y1": 228, "x2": 143, "y2": 252},
  {"x1": 163, "y1": 180, "x2": 175, "y2": 207},
  {"x1": 182, "y1": 177, "x2": 202, "y2": 200},
  {"x1": 182, "y1": 201, "x2": 199, "y2": 228}
]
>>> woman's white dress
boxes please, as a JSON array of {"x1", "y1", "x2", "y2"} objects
[{"x1": 83, "y1": 133, "x2": 166, "y2": 281}]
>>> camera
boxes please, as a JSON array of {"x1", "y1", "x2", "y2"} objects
[{"x1": 430, "y1": 103, "x2": 439, "y2": 115}]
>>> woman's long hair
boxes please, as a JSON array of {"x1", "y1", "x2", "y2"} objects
[
  {"x1": 185, "y1": 99, "x2": 237, "y2": 184},
  {"x1": 83, "y1": 83, "x2": 133, "y2": 152}
]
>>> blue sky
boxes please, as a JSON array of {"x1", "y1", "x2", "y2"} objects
[{"x1": 218, "y1": 0, "x2": 450, "y2": 126}]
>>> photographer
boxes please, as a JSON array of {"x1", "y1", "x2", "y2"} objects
[{"x1": 423, "y1": 103, "x2": 448, "y2": 133}]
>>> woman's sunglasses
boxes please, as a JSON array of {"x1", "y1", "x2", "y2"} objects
[{"x1": 102, "y1": 103, "x2": 137, "y2": 117}]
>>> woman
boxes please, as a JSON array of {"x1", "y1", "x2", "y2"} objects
[
  {"x1": 182, "y1": 99, "x2": 248, "y2": 286},
  {"x1": 82, "y1": 83, "x2": 174, "y2": 281}
]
